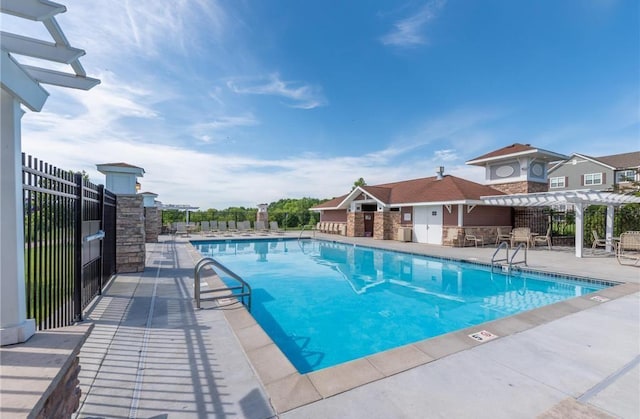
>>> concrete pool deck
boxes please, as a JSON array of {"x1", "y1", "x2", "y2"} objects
[{"x1": 74, "y1": 233, "x2": 639, "y2": 418}]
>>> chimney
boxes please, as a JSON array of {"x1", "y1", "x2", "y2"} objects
[{"x1": 436, "y1": 166, "x2": 445, "y2": 180}]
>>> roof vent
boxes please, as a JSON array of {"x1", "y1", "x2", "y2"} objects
[{"x1": 436, "y1": 166, "x2": 445, "y2": 180}]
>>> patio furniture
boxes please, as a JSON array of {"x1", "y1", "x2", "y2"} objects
[
  {"x1": 510, "y1": 227, "x2": 531, "y2": 248},
  {"x1": 592, "y1": 230, "x2": 607, "y2": 249},
  {"x1": 464, "y1": 229, "x2": 484, "y2": 247},
  {"x1": 616, "y1": 231, "x2": 640, "y2": 265},
  {"x1": 175, "y1": 222, "x2": 189, "y2": 237},
  {"x1": 532, "y1": 225, "x2": 552, "y2": 250},
  {"x1": 495, "y1": 227, "x2": 511, "y2": 245},
  {"x1": 270, "y1": 221, "x2": 285, "y2": 235}
]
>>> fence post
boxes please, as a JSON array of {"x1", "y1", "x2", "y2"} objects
[
  {"x1": 98, "y1": 184, "x2": 105, "y2": 295},
  {"x1": 73, "y1": 173, "x2": 83, "y2": 322}
]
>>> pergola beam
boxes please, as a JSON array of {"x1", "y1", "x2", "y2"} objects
[
  {"x1": 0, "y1": 0, "x2": 65, "y2": 21},
  {"x1": 0, "y1": 51, "x2": 49, "y2": 111},
  {"x1": 22, "y1": 65, "x2": 100, "y2": 90},
  {"x1": 1, "y1": 31, "x2": 85, "y2": 64}
]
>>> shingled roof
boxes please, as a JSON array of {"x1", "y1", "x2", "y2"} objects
[
  {"x1": 466, "y1": 143, "x2": 567, "y2": 165},
  {"x1": 312, "y1": 175, "x2": 505, "y2": 210},
  {"x1": 594, "y1": 151, "x2": 640, "y2": 169}
]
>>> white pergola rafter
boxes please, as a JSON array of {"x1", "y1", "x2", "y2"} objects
[
  {"x1": 1, "y1": 0, "x2": 100, "y2": 346},
  {"x1": 481, "y1": 189, "x2": 640, "y2": 258}
]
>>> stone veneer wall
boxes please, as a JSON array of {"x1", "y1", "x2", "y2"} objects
[
  {"x1": 36, "y1": 357, "x2": 81, "y2": 419},
  {"x1": 144, "y1": 207, "x2": 161, "y2": 243},
  {"x1": 347, "y1": 212, "x2": 365, "y2": 237},
  {"x1": 373, "y1": 212, "x2": 400, "y2": 240},
  {"x1": 256, "y1": 211, "x2": 268, "y2": 223},
  {"x1": 490, "y1": 181, "x2": 548, "y2": 194},
  {"x1": 116, "y1": 194, "x2": 145, "y2": 273}
]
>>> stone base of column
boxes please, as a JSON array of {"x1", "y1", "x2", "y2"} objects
[{"x1": 1, "y1": 318, "x2": 36, "y2": 346}]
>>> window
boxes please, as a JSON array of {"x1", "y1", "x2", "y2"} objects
[
  {"x1": 550, "y1": 176, "x2": 565, "y2": 188},
  {"x1": 616, "y1": 170, "x2": 636, "y2": 183},
  {"x1": 584, "y1": 173, "x2": 603, "y2": 186}
]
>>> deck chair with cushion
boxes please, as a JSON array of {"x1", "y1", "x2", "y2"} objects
[
  {"x1": 532, "y1": 225, "x2": 552, "y2": 250},
  {"x1": 592, "y1": 230, "x2": 607, "y2": 249},
  {"x1": 511, "y1": 227, "x2": 531, "y2": 248}
]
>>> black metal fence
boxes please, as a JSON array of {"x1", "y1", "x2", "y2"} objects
[
  {"x1": 515, "y1": 205, "x2": 640, "y2": 247},
  {"x1": 22, "y1": 154, "x2": 116, "y2": 330}
]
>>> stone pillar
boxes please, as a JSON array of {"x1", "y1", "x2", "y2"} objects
[
  {"x1": 256, "y1": 203, "x2": 268, "y2": 223},
  {"x1": 116, "y1": 195, "x2": 145, "y2": 273},
  {"x1": 348, "y1": 212, "x2": 365, "y2": 237},
  {"x1": 0, "y1": 90, "x2": 35, "y2": 345},
  {"x1": 144, "y1": 207, "x2": 160, "y2": 243}
]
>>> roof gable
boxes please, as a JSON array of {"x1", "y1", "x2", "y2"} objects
[{"x1": 467, "y1": 143, "x2": 568, "y2": 165}]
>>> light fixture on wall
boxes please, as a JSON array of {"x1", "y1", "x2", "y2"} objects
[{"x1": 135, "y1": 181, "x2": 141, "y2": 192}]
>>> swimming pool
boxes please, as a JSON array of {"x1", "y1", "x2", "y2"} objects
[{"x1": 193, "y1": 238, "x2": 610, "y2": 373}]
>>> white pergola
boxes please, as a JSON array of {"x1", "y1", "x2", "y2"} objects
[
  {"x1": 159, "y1": 204, "x2": 200, "y2": 224},
  {"x1": 481, "y1": 189, "x2": 640, "y2": 258},
  {"x1": 0, "y1": 0, "x2": 100, "y2": 345}
]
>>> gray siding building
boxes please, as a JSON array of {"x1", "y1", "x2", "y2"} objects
[{"x1": 547, "y1": 151, "x2": 640, "y2": 192}]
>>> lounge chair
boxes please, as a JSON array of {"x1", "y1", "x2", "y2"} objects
[
  {"x1": 592, "y1": 230, "x2": 606, "y2": 249},
  {"x1": 495, "y1": 227, "x2": 511, "y2": 245},
  {"x1": 218, "y1": 221, "x2": 231, "y2": 236},
  {"x1": 227, "y1": 220, "x2": 238, "y2": 232},
  {"x1": 200, "y1": 221, "x2": 210, "y2": 235},
  {"x1": 206, "y1": 220, "x2": 218, "y2": 236},
  {"x1": 616, "y1": 231, "x2": 640, "y2": 265},
  {"x1": 464, "y1": 229, "x2": 484, "y2": 247},
  {"x1": 532, "y1": 225, "x2": 552, "y2": 250},
  {"x1": 175, "y1": 222, "x2": 189, "y2": 237},
  {"x1": 270, "y1": 221, "x2": 285, "y2": 235},
  {"x1": 255, "y1": 220, "x2": 269, "y2": 235},
  {"x1": 238, "y1": 220, "x2": 252, "y2": 236},
  {"x1": 511, "y1": 227, "x2": 531, "y2": 248}
]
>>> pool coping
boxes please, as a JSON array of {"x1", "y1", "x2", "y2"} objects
[{"x1": 186, "y1": 240, "x2": 640, "y2": 414}]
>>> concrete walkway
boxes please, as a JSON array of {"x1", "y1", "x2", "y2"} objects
[{"x1": 75, "y1": 234, "x2": 639, "y2": 418}]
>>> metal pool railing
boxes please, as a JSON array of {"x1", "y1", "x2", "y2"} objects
[{"x1": 194, "y1": 257, "x2": 252, "y2": 311}]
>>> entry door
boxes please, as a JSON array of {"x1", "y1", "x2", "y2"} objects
[{"x1": 413, "y1": 206, "x2": 442, "y2": 245}]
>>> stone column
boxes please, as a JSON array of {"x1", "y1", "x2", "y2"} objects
[
  {"x1": 116, "y1": 195, "x2": 145, "y2": 273},
  {"x1": 0, "y1": 90, "x2": 35, "y2": 345},
  {"x1": 144, "y1": 207, "x2": 160, "y2": 243}
]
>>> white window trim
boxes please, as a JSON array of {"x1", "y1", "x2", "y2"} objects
[
  {"x1": 584, "y1": 172, "x2": 603, "y2": 186},
  {"x1": 616, "y1": 170, "x2": 636, "y2": 183},
  {"x1": 550, "y1": 176, "x2": 565, "y2": 189}
]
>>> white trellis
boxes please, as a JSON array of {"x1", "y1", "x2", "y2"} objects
[
  {"x1": 481, "y1": 190, "x2": 640, "y2": 258},
  {"x1": 0, "y1": 0, "x2": 100, "y2": 345}
]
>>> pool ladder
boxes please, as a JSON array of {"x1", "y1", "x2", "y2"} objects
[
  {"x1": 194, "y1": 257, "x2": 252, "y2": 311},
  {"x1": 491, "y1": 242, "x2": 527, "y2": 274}
]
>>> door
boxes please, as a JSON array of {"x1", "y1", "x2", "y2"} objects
[
  {"x1": 363, "y1": 213, "x2": 374, "y2": 237},
  {"x1": 413, "y1": 206, "x2": 442, "y2": 244}
]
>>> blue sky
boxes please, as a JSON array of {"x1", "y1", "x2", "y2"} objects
[{"x1": 5, "y1": 0, "x2": 639, "y2": 209}]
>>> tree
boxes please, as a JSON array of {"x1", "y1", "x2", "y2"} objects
[{"x1": 352, "y1": 177, "x2": 366, "y2": 190}]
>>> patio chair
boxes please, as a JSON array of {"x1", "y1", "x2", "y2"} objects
[
  {"x1": 495, "y1": 227, "x2": 511, "y2": 245},
  {"x1": 510, "y1": 227, "x2": 531, "y2": 248},
  {"x1": 591, "y1": 230, "x2": 606, "y2": 249},
  {"x1": 616, "y1": 231, "x2": 640, "y2": 265},
  {"x1": 255, "y1": 220, "x2": 269, "y2": 235},
  {"x1": 270, "y1": 221, "x2": 285, "y2": 235},
  {"x1": 532, "y1": 225, "x2": 552, "y2": 250},
  {"x1": 227, "y1": 220, "x2": 238, "y2": 232},
  {"x1": 200, "y1": 221, "x2": 210, "y2": 235},
  {"x1": 464, "y1": 229, "x2": 484, "y2": 247},
  {"x1": 175, "y1": 222, "x2": 189, "y2": 237}
]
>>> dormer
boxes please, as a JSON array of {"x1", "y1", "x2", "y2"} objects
[{"x1": 466, "y1": 143, "x2": 568, "y2": 194}]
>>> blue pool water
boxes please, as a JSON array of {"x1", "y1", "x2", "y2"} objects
[{"x1": 193, "y1": 239, "x2": 609, "y2": 373}]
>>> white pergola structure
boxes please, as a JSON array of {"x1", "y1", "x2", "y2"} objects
[
  {"x1": 481, "y1": 189, "x2": 640, "y2": 258},
  {"x1": 1, "y1": 0, "x2": 100, "y2": 345},
  {"x1": 159, "y1": 204, "x2": 200, "y2": 224}
]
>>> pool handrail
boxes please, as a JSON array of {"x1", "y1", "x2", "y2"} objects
[
  {"x1": 298, "y1": 224, "x2": 316, "y2": 240},
  {"x1": 509, "y1": 243, "x2": 528, "y2": 270},
  {"x1": 194, "y1": 257, "x2": 252, "y2": 311},
  {"x1": 491, "y1": 241, "x2": 509, "y2": 273}
]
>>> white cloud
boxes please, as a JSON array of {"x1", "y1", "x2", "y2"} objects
[
  {"x1": 192, "y1": 114, "x2": 259, "y2": 143},
  {"x1": 380, "y1": 0, "x2": 447, "y2": 48},
  {"x1": 227, "y1": 73, "x2": 327, "y2": 109}
]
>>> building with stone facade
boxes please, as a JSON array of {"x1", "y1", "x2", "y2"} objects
[{"x1": 312, "y1": 143, "x2": 568, "y2": 246}]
